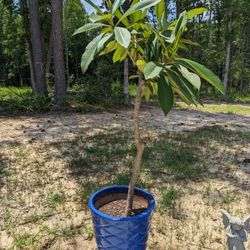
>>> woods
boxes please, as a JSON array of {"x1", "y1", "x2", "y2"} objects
[{"x1": 0, "y1": 0, "x2": 249, "y2": 104}]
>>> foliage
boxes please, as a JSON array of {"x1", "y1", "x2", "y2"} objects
[
  {"x1": 0, "y1": 1, "x2": 27, "y2": 86},
  {"x1": 0, "y1": 87, "x2": 51, "y2": 114},
  {"x1": 75, "y1": 0, "x2": 223, "y2": 116}
]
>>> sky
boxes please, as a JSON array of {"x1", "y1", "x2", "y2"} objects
[{"x1": 82, "y1": 0, "x2": 103, "y2": 13}]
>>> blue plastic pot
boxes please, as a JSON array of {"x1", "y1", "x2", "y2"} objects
[{"x1": 88, "y1": 185, "x2": 155, "y2": 250}]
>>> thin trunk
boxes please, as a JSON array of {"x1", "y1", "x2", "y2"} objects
[
  {"x1": 63, "y1": 0, "x2": 70, "y2": 83},
  {"x1": 222, "y1": 5, "x2": 233, "y2": 97},
  {"x1": 28, "y1": 0, "x2": 47, "y2": 95},
  {"x1": 124, "y1": 57, "x2": 129, "y2": 105},
  {"x1": 51, "y1": 0, "x2": 66, "y2": 99},
  {"x1": 126, "y1": 71, "x2": 145, "y2": 216},
  {"x1": 46, "y1": 30, "x2": 53, "y2": 83},
  {"x1": 65, "y1": 38, "x2": 70, "y2": 83},
  {"x1": 208, "y1": 0, "x2": 213, "y2": 46},
  {"x1": 20, "y1": 0, "x2": 35, "y2": 90},
  {"x1": 76, "y1": 57, "x2": 78, "y2": 82},
  {"x1": 16, "y1": 59, "x2": 23, "y2": 87}
]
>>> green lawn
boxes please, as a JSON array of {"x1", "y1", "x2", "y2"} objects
[{"x1": 177, "y1": 102, "x2": 250, "y2": 116}]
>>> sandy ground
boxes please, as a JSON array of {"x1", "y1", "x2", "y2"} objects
[{"x1": 0, "y1": 105, "x2": 250, "y2": 249}]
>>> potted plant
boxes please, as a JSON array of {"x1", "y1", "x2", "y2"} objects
[{"x1": 74, "y1": 0, "x2": 224, "y2": 249}]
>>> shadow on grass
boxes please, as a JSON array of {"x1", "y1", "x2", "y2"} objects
[
  {"x1": 46, "y1": 125, "x2": 250, "y2": 205},
  {"x1": 0, "y1": 140, "x2": 21, "y2": 189},
  {"x1": 0, "y1": 153, "x2": 5, "y2": 188},
  {"x1": 46, "y1": 125, "x2": 250, "y2": 203}
]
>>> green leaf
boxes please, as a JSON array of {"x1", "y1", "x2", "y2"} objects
[
  {"x1": 113, "y1": 44, "x2": 127, "y2": 63},
  {"x1": 177, "y1": 65, "x2": 201, "y2": 90},
  {"x1": 161, "y1": 29, "x2": 175, "y2": 43},
  {"x1": 112, "y1": 0, "x2": 126, "y2": 14},
  {"x1": 167, "y1": 68, "x2": 202, "y2": 105},
  {"x1": 126, "y1": 0, "x2": 161, "y2": 14},
  {"x1": 73, "y1": 23, "x2": 107, "y2": 36},
  {"x1": 85, "y1": 0, "x2": 103, "y2": 15},
  {"x1": 89, "y1": 13, "x2": 112, "y2": 23},
  {"x1": 157, "y1": 75, "x2": 174, "y2": 115},
  {"x1": 118, "y1": 0, "x2": 161, "y2": 24},
  {"x1": 97, "y1": 33, "x2": 113, "y2": 53},
  {"x1": 99, "y1": 40, "x2": 117, "y2": 56},
  {"x1": 114, "y1": 27, "x2": 131, "y2": 48},
  {"x1": 155, "y1": 0, "x2": 165, "y2": 27},
  {"x1": 144, "y1": 62, "x2": 163, "y2": 80},
  {"x1": 187, "y1": 8, "x2": 207, "y2": 19},
  {"x1": 114, "y1": 9, "x2": 130, "y2": 27},
  {"x1": 81, "y1": 34, "x2": 104, "y2": 73},
  {"x1": 177, "y1": 59, "x2": 224, "y2": 93},
  {"x1": 175, "y1": 11, "x2": 188, "y2": 36}
]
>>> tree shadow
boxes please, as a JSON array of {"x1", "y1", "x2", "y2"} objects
[
  {"x1": 0, "y1": 153, "x2": 5, "y2": 189},
  {"x1": 46, "y1": 124, "x2": 250, "y2": 196}
]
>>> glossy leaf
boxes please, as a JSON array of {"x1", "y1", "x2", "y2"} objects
[
  {"x1": 99, "y1": 40, "x2": 117, "y2": 56},
  {"x1": 167, "y1": 69, "x2": 202, "y2": 105},
  {"x1": 144, "y1": 62, "x2": 163, "y2": 80},
  {"x1": 174, "y1": 11, "x2": 188, "y2": 37},
  {"x1": 73, "y1": 23, "x2": 107, "y2": 36},
  {"x1": 113, "y1": 44, "x2": 127, "y2": 63},
  {"x1": 114, "y1": 27, "x2": 131, "y2": 48},
  {"x1": 177, "y1": 65, "x2": 201, "y2": 90},
  {"x1": 112, "y1": 0, "x2": 126, "y2": 14},
  {"x1": 155, "y1": 0, "x2": 165, "y2": 27},
  {"x1": 136, "y1": 59, "x2": 146, "y2": 72},
  {"x1": 187, "y1": 8, "x2": 207, "y2": 19},
  {"x1": 81, "y1": 34, "x2": 104, "y2": 73},
  {"x1": 85, "y1": 0, "x2": 103, "y2": 15},
  {"x1": 177, "y1": 59, "x2": 224, "y2": 93},
  {"x1": 97, "y1": 33, "x2": 113, "y2": 53},
  {"x1": 89, "y1": 14, "x2": 112, "y2": 23},
  {"x1": 118, "y1": 0, "x2": 161, "y2": 23},
  {"x1": 157, "y1": 75, "x2": 174, "y2": 115}
]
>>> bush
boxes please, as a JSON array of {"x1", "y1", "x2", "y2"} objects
[
  {"x1": 111, "y1": 80, "x2": 124, "y2": 104},
  {"x1": 0, "y1": 87, "x2": 51, "y2": 115}
]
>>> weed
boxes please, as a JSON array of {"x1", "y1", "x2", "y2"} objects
[
  {"x1": 47, "y1": 193, "x2": 66, "y2": 208},
  {"x1": 159, "y1": 187, "x2": 181, "y2": 213},
  {"x1": 221, "y1": 192, "x2": 236, "y2": 206},
  {"x1": 14, "y1": 233, "x2": 38, "y2": 249}
]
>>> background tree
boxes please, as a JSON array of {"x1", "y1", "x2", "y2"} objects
[
  {"x1": 51, "y1": 0, "x2": 66, "y2": 99},
  {"x1": 28, "y1": 0, "x2": 47, "y2": 95}
]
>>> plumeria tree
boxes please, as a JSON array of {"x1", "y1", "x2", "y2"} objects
[{"x1": 74, "y1": 0, "x2": 224, "y2": 216}]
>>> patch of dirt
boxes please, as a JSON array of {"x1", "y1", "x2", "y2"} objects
[
  {"x1": 98, "y1": 194, "x2": 148, "y2": 217},
  {"x1": 0, "y1": 104, "x2": 250, "y2": 249}
]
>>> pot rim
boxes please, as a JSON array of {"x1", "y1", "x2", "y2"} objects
[{"x1": 88, "y1": 185, "x2": 155, "y2": 221}]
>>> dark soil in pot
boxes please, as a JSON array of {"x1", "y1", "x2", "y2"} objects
[{"x1": 94, "y1": 192, "x2": 149, "y2": 217}]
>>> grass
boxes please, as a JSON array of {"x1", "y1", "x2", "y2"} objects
[
  {"x1": 176, "y1": 102, "x2": 250, "y2": 116},
  {"x1": 0, "y1": 86, "x2": 51, "y2": 114},
  {"x1": 1, "y1": 110, "x2": 250, "y2": 249},
  {"x1": 47, "y1": 193, "x2": 66, "y2": 208},
  {"x1": 14, "y1": 233, "x2": 38, "y2": 249},
  {"x1": 0, "y1": 86, "x2": 106, "y2": 115},
  {"x1": 159, "y1": 187, "x2": 181, "y2": 213}
]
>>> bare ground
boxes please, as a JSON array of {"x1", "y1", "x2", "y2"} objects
[{"x1": 0, "y1": 105, "x2": 250, "y2": 249}]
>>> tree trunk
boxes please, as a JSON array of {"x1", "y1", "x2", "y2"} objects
[
  {"x1": 124, "y1": 57, "x2": 129, "y2": 105},
  {"x1": 222, "y1": 5, "x2": 233, "y2": 98},
  {"x1": 46, "y1": 30, "x2": 53, "y2": 84},
  {"x1": 28, "y1": 0, "x2": 47, "y2": 95},
  {"x1": 20, "y1": 0, "x2": 35, "y2": 90},
  {"x1": 63, "y1": 0, "x2": 70, "y2": 84},
  {"x1": 16, "y1": 59, "x2": 23, "y2": 87},
  {"x1": 51, "y1": 0, "x2": 66, "y2": 99},
  {"x1": 126, "y1": 71, "x2": 145, "y2": 216}
]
